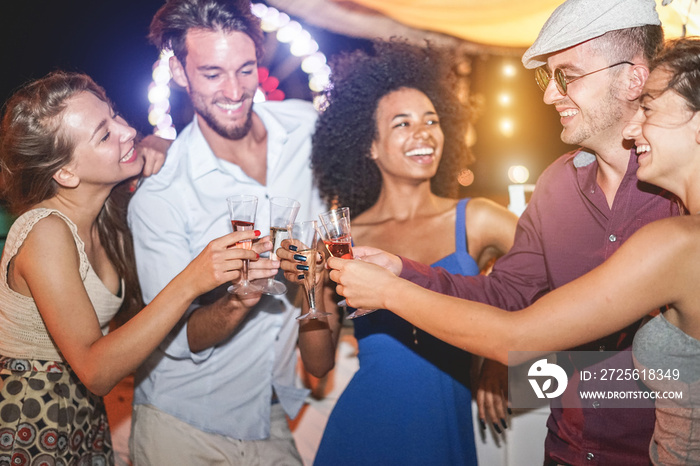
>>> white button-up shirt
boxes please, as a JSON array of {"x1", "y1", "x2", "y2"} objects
[{"x1": 128, "y1": 99, "x2": 325, "y2": 439}]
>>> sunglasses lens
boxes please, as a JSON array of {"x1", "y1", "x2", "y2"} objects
[
  {"x1": 535, "y1": 67, "x2": 549, "y2": 92},
  {"x1": 554, "y1": 68, "x2": 568, "y2": 95}
]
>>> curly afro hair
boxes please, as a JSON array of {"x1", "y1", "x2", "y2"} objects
[{"x1": 311, "y1": 39, "x2": 473, "y2": 216}]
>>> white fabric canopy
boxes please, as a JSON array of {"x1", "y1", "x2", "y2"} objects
[{"x1": 266, "y1": 0, "x2": 700, "y2": 53}]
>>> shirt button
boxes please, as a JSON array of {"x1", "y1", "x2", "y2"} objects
[
  {"x1": 587, "y1": 452, "x2": 595, "y2": 461},
  {"x1": 592, "y1": 401, "x2": 600, "y2": 408},
  {"x1": 599, "y1": 345, "x2": 605, "y2": 351},
  {"x1": 608, "y1": 234, "x2": 617, "y2": 242}
]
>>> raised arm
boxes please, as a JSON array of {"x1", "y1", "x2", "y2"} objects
[
  {"x1": 297, "y1": 269, "x2": 343, "y2": 377},
  {"x1": 400, "y1": 187, "x2": 550, "y2": 311},
  {"x1": 17, "y1": 215, "x2": 258, "y2": 396},
  {"x1": 129, "y1": 187, "x2": 277, "y2": 354},
  {"x1": 136, "y1": 134, "x2": 171, "y2": 177},
  {"x1": 277, "y1": 238, "x2": 342, "y2": 377},
  {"x1": 330, "y1": 216, "x2": 695, "y2": 365}
]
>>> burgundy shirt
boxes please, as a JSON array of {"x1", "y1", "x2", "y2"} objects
[{"x1": 400, "y1": 149, "x2": 679, "y2": 465}]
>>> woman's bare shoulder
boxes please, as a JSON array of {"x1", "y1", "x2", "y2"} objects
[
  {"x1": 18, "y1": 214, "x2": 79, "y2": 264},
  {"x1": 466, "y1": 196, "x2": 516, "y2": 220}
]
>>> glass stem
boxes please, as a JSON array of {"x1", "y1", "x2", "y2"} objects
[
  {"x1": 267, "y1": 251, "x2": 277, "y2": 285},
  {"x1": 241, "y1": 259, "x2": 249, "y2": 284},
  {"x1": 307, "y1": 286, "x2": 316, "y2": 310}
]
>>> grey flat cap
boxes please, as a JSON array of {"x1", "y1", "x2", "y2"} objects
[{"x1": 522, "y1": 0, "x2": 660, "y2": 69}]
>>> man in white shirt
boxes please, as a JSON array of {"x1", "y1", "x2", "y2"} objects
[{"x1": 127, "y1": 0, "x2": 340, "y2": 464}]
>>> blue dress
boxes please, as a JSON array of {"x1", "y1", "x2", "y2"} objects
[{"x1": 315, "y1": 198, "x2": 479, "y2": 465}]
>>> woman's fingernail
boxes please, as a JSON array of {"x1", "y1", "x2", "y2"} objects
[
  {"x1": 296, "y1": 264, "x2": 309, "y2": 271},
  {"x1": 479, "y1": 419, "x2": 486, "y2": 430},
  {"x1": 255, "y1": 253, "x2": 259, "y2": 259},
  {"x1": 297, "y1": 274, "x2": 305, "y2": 280},
  {"x1": 289, "y1": 245, "x2": 297, "y2": 251},
  {"x1": 507, "y1": 407, "x2": 512, "y2": 415},
  {"x1": 500, "y1": 419, "x2": 507, "y2": 429},
  {"x1": 254, "y1": 230, "x2": 261, "y2": 236},
  {"x1": 293, "y1": 254, "x2": 307, "y2": 262},
  {"x1": 493, "y1": 423, "x2": 502, "y2": 434}
]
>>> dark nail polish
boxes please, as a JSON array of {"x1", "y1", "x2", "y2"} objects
[
  {"x1": 296, "y1": 264, "x2": 309, "y2": 271},
  {"x1": 501, "y1": 419, "x2": 507, "y2": 429},
  {"x1": 289, "y1": 245, "x2": 297, "y2": 251},
  {"x1": 479, "y1": 419, "x2": 486, "y2": 430},
  {"x1": 507, "y1": 407, "x2": 513, "y2": 415},
  {"x1": 493, "y1": 423, "x2": 502, "y2": 434},
  {"x1": 293, "y1": 254, "x2": 307, "y2": 262},
  {"x1": 297, "y1": 274, "x2": 305, "y2": 280}
]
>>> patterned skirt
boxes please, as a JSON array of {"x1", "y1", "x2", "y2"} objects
[{"x1": 0, "y1": 356, "x2": 113, "y2": 466}]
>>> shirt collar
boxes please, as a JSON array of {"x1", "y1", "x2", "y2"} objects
[
  {"x1": 572, "y1": 149, "x2": 596, "y2": 168},
  {"x1": 186, "y1": 102, "x2": 299, "y2": 181},
  {"x1": 568, "y1": 147, "x2": 639, "y2": 172},
  {"x1": 187, "y1": 117, "x2": 219, "y2": 180}
]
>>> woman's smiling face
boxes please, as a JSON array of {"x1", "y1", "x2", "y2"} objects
[
  {"x1": 370, "y1": 87, "x2": 444, "y2": 184},
  {"x1": 623, "y1": 67, "x2": 700, "y2": 191},
  {"x1": 60, "y1": 91, "x2": 142, "y2": 187}
]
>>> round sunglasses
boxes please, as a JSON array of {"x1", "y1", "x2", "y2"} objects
[{"x1": 535, "y1": 61, "x2": 634, "y2": 96}]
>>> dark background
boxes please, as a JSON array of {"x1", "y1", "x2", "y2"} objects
[{"x1": 0, "y1": 0, "x2": 575, "y2": 201}]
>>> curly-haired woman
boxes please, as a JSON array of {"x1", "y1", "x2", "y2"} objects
[{"x1": 309, "y1": 40, "x2": 518, "y2": 465}]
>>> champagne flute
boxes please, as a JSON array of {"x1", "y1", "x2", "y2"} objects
[
  {"x1": 318, "y1": 207, "x2": 377, "y2": 319},
  {"x1": 288, "y1": 220, "x2": 331, "y2": 321},
  {"x1": 227, "y1": 195, "x2": 263, "y2": 296},
  {"x1": 254, "y1": 197, "x2": 300, "y2": 295},
  {"x1": 318, "y1": 207, "x2": 351, "y2": 308}
]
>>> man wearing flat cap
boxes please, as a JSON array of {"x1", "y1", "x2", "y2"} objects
[{"x1": 398, "y1": 0, "x2": 680, "y2": 463}]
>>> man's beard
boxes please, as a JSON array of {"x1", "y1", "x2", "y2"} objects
[
  {"x1": 561, "y1": 87, "x2": 623, "y2": 147},
  {"x1": 197, "y1": 102, "x2": 254, "y2": 141}
]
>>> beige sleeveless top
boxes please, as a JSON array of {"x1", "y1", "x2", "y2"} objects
[{"x1": 0, "y1": 208, "x2": 124, "y2": 360}]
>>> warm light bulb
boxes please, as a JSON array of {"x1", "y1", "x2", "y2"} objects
[
  {"x1": 502, "y1": 63, "x2": 517, "y2": 77},
  {"x1": 508, "y1": 165, "x2": 530, "y2": 184},
  {"x1": 276, "y1": 21, "x2": 302, "y2": 43},
  {"x1": 302, "y1": 53, "x2": 326, "y2": 74},
  {"x1": 499, "y1": 118, "x2": 515, "y2": 137},
  {"x1": 147, "y1": 85, "x2": 170, "y2": 104}
]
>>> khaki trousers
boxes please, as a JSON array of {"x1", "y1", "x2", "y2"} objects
[{"x1": 129, "y1": 403, "x2": 302, "y2": 466}]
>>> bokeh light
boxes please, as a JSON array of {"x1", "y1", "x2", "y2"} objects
[
  {"x1": 499, "y1": 118, "x2": 515, "y2": 137},
  {"x1": 508, "y1": 165, "x2": 530, "y2": 184},
  {"x1": 502, "y1": 63, "x2": 517, "y2": 78},
  {"x1": 498, "y1": 92, "x2": 512, "y2": 106},
  {"x1": 457, "y1": 168, "x2": 475, "y2": 187}
]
